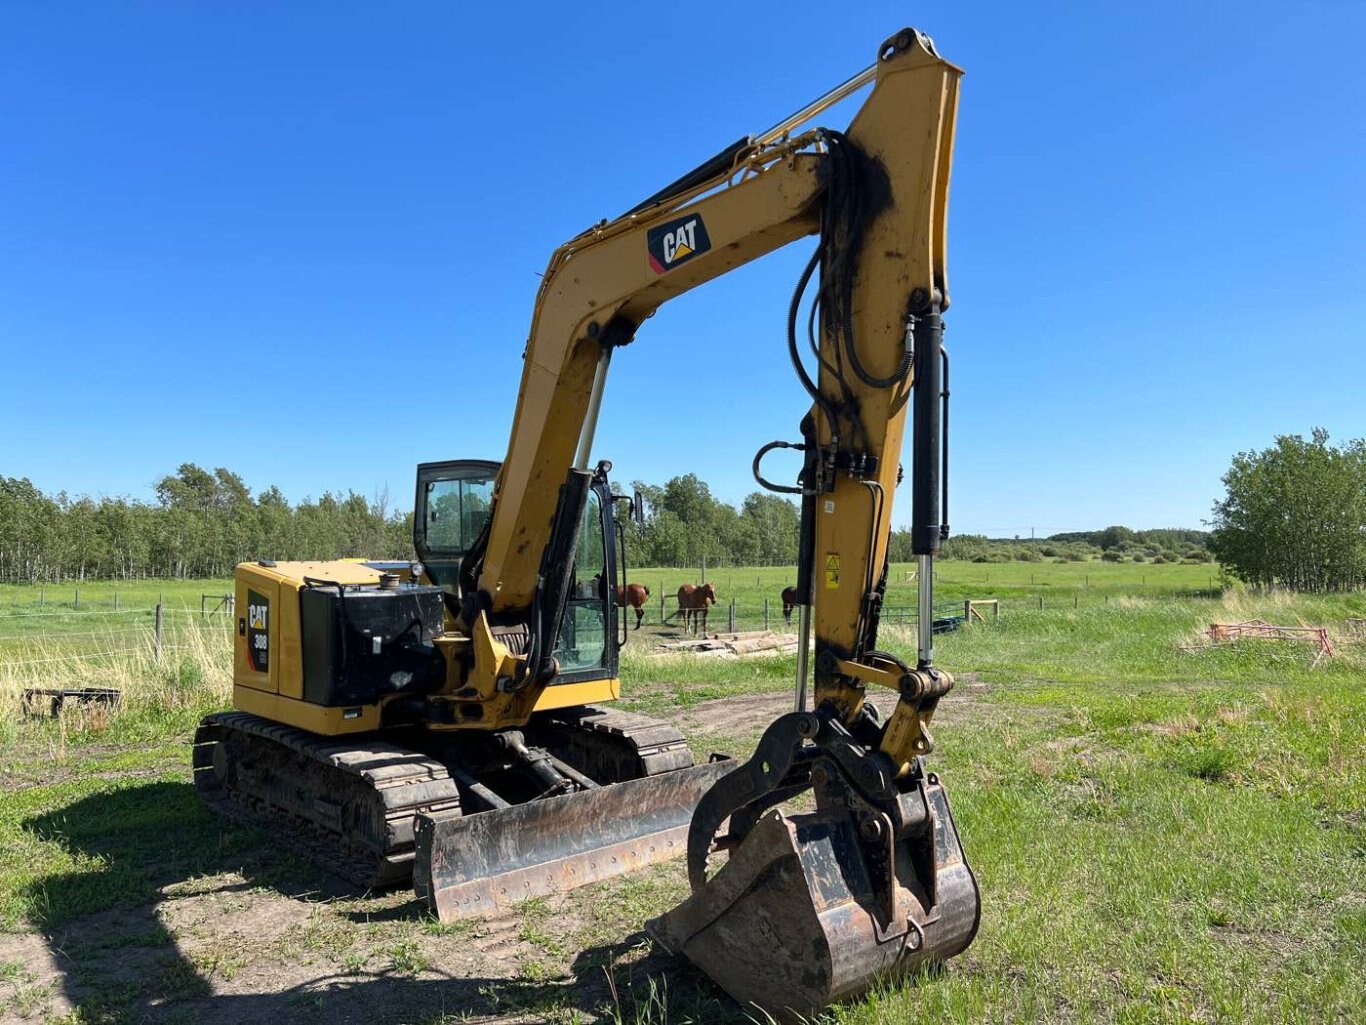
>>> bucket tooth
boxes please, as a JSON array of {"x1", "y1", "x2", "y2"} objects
[
  {"x1": 414, "y1": 759, "x2": 733, "y2": 920},
  {"x1": 648, "y1": 778, "x2": 979, "y2": 1022}
]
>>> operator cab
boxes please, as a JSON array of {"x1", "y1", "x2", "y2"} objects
[
  {"x1": 414, "y1": 460, "x2": 498, "y2": 593},
  {"x1": 413, "y1": 459, "x2": 622, "y2": 681}
]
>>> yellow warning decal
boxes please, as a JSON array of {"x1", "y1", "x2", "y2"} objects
[{"x1": 825, "y1": 554, "x2": 840, "y2": 589}]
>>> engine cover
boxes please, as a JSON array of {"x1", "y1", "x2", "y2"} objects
[{"x1": 300, "y1": 583, "x2": 446, "y2": 707}]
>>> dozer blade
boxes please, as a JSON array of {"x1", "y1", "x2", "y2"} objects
[
  {"x1": 648, "y1": 776, "x2": 979, "y2": 1022},
  {"x1": 414, "y1": 759, "x2": 733, "y2": 920}
]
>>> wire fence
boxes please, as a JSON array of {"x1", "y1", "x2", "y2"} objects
[
  {"x1": 641, "y1": 598, "x2": 990, "y2": 637},
  {"x1": 0, "y1": 587, "x2": 234, "y2": 613},
  {"x1": 0, "y1": 600, "x2": 235, "y2": 672},
  {"x1": 630, "y1": 587, "x2": 1227, "y2": 635}
]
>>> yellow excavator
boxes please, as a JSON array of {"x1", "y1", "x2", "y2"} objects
[{"x1": 194, "y1": 27, "x2": 977, "y2": 1019}]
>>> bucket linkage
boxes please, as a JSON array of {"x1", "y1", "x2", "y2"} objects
[{"x1": 649, "y1": 705, "x2": 980, "y2": 1021}]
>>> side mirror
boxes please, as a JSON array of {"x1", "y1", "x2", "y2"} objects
[{"x1": 632, "y1": 488, "x2": 646, "y2": 527}]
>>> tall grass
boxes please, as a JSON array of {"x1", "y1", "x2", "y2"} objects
[{"x1": 0, "y1": 618, "x2": 231, "y2": 752}]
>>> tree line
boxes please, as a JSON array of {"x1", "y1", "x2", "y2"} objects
[
  {"x1": 9, "y1": 428, "x2": 1351, "y2": 588},
  {"x1": 624, "y1": 475, "x2": 800, "y2": 568},
  {"x1": 0, "y1": 464, "x2": 810, "y2": 583},
  {"x1": 1, "y1": 462, "x2": 1222, "y2": 584},
  {"x1": 930, "y1": 527, "x2": 1212, "y2": 565},
  {"x1": 2, "y1": 461, "x2": 1218, "y2": 582},
  {"x1": 623, "y1": 475, "x2": 1214, "y2": 567},
  {"x1": 0, "y1": 465, "x2": 413, "y2": 582}
]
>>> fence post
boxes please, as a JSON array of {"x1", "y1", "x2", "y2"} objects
[
  {"x1": 113, "y1": 591, "x2": 119, "y2": 611},
  {"x1": 155, "y1": 603, "x2": 164, "y2": 661},
  {"x1": 660, "y1": 589, "x2": 666, "y2": 623},
  {"x1": 728, "y1": 599, "x2": 736, "y2": 633},
  {"x1": 701, "y1": 555, "x2": 707, "y2": 583},
  {"x1": 200, "y1": 594, "x2": 206, "y2": 620},
  {"x1": 74, "y1": 587, "x2": 79, "y2": 609},
  {"x1": 1038, "y1": 595, "x2": 1044, "y2": 610},
  {"x1": 964, "y1": 599, "x2": 971, "y2": 623},
  {"x1": 39, "y1": 587, "x2": 44, "y2": 607},
  {"x1": 764, "y1": 598, "x2": 770, "y2": 631},
  {"x1": 1074, "y1": 595, "x2": 1078, "y2": 609}
]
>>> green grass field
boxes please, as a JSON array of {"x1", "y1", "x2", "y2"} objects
[
  {"x1": 1, "y1": 564, "x2": 1363, "y2": 1023},
  {"x1": 0, "y1": 561, "x2": 1228, "y2": 668},
  {"x1": 635, "y1": 559, "x2": 1225, "y2": 607},
  {"x1": 0, "y1": 579, "x2": 235, "y2": 660}
]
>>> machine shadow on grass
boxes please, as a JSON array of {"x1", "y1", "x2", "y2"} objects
[
  {"x1": 156, "y1": 940, "x2": 738, "y2": 1025},
  {"x1": 20, "y1": 780, "x2": 738, "y2": 1023}
]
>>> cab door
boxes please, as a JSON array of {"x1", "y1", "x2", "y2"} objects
[{"x1": 549, "y1": 483, "x2": 618, "y2": 682}]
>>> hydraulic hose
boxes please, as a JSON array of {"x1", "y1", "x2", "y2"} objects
[
  {"x1": 787, "y1": 247, "x2": 840, "y2": 441},
  {"x1": 752, "y1": 441, "x2": 806, "y2": 495}
]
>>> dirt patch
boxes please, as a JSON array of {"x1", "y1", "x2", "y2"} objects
[
  {"x1": 2, "y1": 867, "x2": 665, "y2": 1024},
  {"x1": 677, "y1": 692, "x2": 790, "y2": 737},
  {"x1": 0, "y1": 743, "x2": 184, "y2": 793},
  {"x1": 676, "y1": 672, "x2": 992, "y2": 739},
  {"x1": 0, "y1": 931, "x2": 70, "y2": 1021}
]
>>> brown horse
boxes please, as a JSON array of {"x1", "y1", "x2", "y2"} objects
[
  {"x1": 614, "y1": 582, "x2": 651, "y2": 630},
  {"x1": 781, "y1": 585, "x2": 799, "y2": 624},
  {"x1": 676, "y1": 582, "x2": 717, "y2": 635}
]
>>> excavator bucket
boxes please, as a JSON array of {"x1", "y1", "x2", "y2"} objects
[
  {"x1": 648, "y1": 773, "x2": 979, "y2": 1023},
  {"x1": 413, "y1": 759, "x2": 733, "y2": 920}
]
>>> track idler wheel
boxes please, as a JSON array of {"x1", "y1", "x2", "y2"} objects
[{"x1": 648, "y1": 715, "x2": 980, "y2": 1021}]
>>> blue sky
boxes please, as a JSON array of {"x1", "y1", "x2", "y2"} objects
[{"x1": 2, "y1": 1, "x2": 1362, "y2": 536}]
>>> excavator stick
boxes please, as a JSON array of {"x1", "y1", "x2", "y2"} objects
[
  {"x1": 414, "y1": 759, "x2": 733, "y2": 920},
  {"x1": 648, "y1": 711, "x2": 980, "y2": 1020}
]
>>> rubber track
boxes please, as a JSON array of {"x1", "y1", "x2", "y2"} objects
[
  {"x1": 194, "y1": 706, "x2": 694, "y2": 889},
  {"x1": 193, "y1": 711, "x2": 462, "y2": 889},
  {"x1": 545, "y1": 705, "x2": 696, "y2": 778}
]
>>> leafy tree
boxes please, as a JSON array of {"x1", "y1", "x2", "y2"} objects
[
  {"x1": 1097, "y1": 525, "x2": 1135, "y2": 551},
  {"x1": 1209, "y1": 428, "x2": 1366, "y2": 592}
]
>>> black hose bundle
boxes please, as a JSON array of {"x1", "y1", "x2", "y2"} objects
[
  {"x1": 763, "y1": 129, "x2": 905, "y2": 497},
  {"x1": 817, "y1": 130, "x2": 912, "y2": 390}
]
